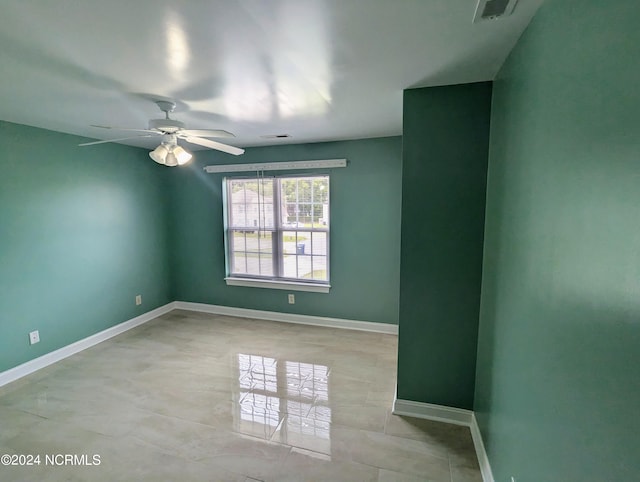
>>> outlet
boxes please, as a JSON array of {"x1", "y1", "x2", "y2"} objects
[
  {"x1": 288, "y1": 293, "x2": 295, "y2": 304},
  {"x1": 29, "y1": 330, "x2": 40, "y2": 345},
  {"x1": 135, "y1": 294, "x2": 142, "y2": 306}
]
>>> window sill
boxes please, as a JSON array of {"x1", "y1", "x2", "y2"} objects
[{"x1": 225, "y1": 277, "x2": 330, "y2": 293}]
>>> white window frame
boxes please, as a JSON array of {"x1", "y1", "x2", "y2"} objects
[{"x1": 223, "y1": 174, "x2": 331, "y2": 293}]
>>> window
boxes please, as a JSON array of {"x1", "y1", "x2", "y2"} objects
[{"x1": 224, "y1": 175, "x2": 330, "y2": 291}]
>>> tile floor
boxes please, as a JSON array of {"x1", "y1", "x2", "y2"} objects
[{"x1": 0, "y1": 310, "x2": 482, "y2": 481}]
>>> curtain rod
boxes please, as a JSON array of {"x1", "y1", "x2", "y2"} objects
[{"x1": 203, "y1": 158, "x2": 347, "y2": 173}]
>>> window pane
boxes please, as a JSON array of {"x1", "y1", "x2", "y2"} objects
[
  {"x1": 229, "y1": 229, "x2": 274, "y2": 277},
  {"x1": 259, "y1": 255, "x2": 274, "y2": 277},
  {"x1": 311, "y1": 232, "x2": 327, "y2": 255},
  {"x1": 229, "y1": 178, "x2": 275, "y2": 229},
  {"x1": 297, "y1": 255, "x2": 312, "y2": 279},
  {"x1": 313, "y1": 178, "x2": 328, "y2": 204},
  {"x1": 245, "y1": 203, "x2": 259, "y2": 229},
  {"x1": 298, "y1": 179, "x2": 311, "y2": 203},
  {"x1": 310, "y1": 256, "x2": 327, "y2": 281},
  {"x1": 257, "y1": 231, "x2": 274, "y2": 277},
  {"x1": 229, "y1": 180, "x2": 246, "y2": 228},
  {"x1": 281, "y1": 177, "x2": 322, "y2": 226},
  {"x1": 233, "y1": 253, "x2": 247, "y2": 274},
  {"x1": 232, "y1": 230, "x2": 247, "y2": 252},
  {"x1": 311, "y1": 204, "x2": 321, "y2": 228},
  {"x1": 282, "y1": 253, "x2": 297, "y2": 278},
  {"x1": 282, "y1": 230, "x2": 298, "y2": 255},
  {"x1": 281, "y1": 179, "x2": 297, "y2": 224},
  {"x1": 245, "y1": 230, "x2": 272, "y2": 253},
  {"x1": 295, "y1": 232, "x2": 311, "y2": 255},
  {"x1": 242, "y1": 231, "x2": 273, "y2": 277},
  {"x1": 261, "y1": 204, "x2": 274, "y2": 229},
  {"x1": 282, "y1": 202, "x2": 295, "y2": 224}
]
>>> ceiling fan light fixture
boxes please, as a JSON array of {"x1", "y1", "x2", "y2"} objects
[
  {"x1": 165, "y1": 151, "x2": 178, "y2": 167},
  {"x1": 149, "y1": 144, "x2": 169, "y2": 164},
  {"x1": 149, "y1": 142, "x2": 191, "y2": 167},
  {"x1": 173, "y1": 145, "x2": 193, "y2": 165}
]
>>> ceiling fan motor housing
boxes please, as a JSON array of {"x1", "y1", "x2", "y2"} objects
[{"x1": 148, "y1": 118, "x2": 185, "y2": 133}]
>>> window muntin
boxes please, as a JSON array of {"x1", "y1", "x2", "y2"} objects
[{"x1": 225, "y1": 175, "x2": 329, "y2": 284}]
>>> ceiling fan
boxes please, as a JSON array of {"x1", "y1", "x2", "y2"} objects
[{"x1": 79, "y1": 100, "x2": 244, "y2": 166}]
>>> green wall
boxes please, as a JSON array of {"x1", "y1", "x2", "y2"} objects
[
  {"x1": 397, "y1": 83, "x2": 491, "y2": 409},
  {"x1": 169, "y1": 137, "x2": 402, "y2": 324},
  {"x1": 0, "y1": 125, "x2": 400, "y2": 375},
  {"x1": 475, "y1": 1, "x2": 640, "y2": 480},
  {"x1": 0, "y1": 121, "x2": 172, "y2": 372}
]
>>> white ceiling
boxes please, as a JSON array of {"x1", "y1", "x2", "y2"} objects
[{"x1": 0, "y1": 0, "x2": 542, "y2": 151}]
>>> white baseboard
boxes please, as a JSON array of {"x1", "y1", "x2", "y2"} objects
[
  {"x1": 0, "y1": 300, "x2": 395, "y2": 389},
  {"x1": 0, "y1": 302, "x2": 176, "y2": 388},
  {"x1": 471, "y1": 413, "x2": 494, "y2": 482},
  {"x1": 392, "y1": 397, "x2": 494, "y2": 482},
  {"x1": 392, "y1": 398, "x2": 474, "y2": 426},
  {"x1": 174, "y1": 301, "x2": 399, "y2": 335},
  {"x1": 0, "y1": 300, "x2": 490, "y2": 479}
]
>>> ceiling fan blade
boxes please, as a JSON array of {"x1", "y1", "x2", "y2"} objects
[
  {"x1": 183, "y1": 136, "x2": 245, "y2": 156},
  {"x1": 79, "y1": 135, "x2": 155, "y2": 146},
  {"x1": 90, "y1": 124, "x2": 158, "y2": 135},
  {"x1": 180, "y1": 129, "x2": 235, "y2": 138}
]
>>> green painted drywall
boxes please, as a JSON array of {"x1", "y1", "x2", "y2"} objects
[
  {"x1": 0, "y1": 121, "x2": 172, "y2": 372},
  {"x1": 397, "y1": 83, "x2": 491, "y2": 409},
  {"x1": 475, "y1": 1, "x2": 640, "y2": 480},
  {"x1": 168, "y1": 136, "x2": 402, "y2": 324}
]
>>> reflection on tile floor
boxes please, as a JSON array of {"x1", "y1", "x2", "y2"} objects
[{"x1": 0, "y1": 310, "x2": 482, "y2": 481}]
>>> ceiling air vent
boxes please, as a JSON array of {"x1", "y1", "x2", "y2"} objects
[
  {"x1": 473, "y1": 0, "x2": 518, "y2": 22},
  {"x1": 260, "y1": 134, "x2": 291, "y2": 139}
]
